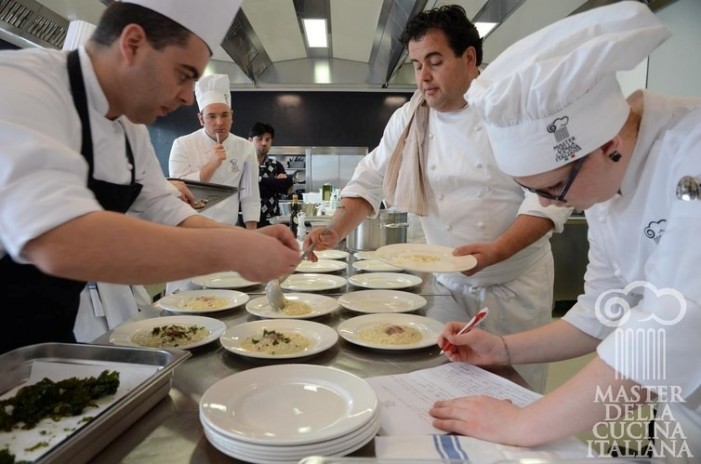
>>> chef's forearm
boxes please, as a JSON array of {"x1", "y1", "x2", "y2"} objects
[
  {"x1": 491, "y1": 215, "x2": 554, "y2": 262},
  {"x1": 21, "y1": 211, "x2": 248, "y2": 284},
  {"x1": 333, "y1": 197, "x2": 374, "y2": 239}
]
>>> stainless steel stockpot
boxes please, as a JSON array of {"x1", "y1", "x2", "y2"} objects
[{"x1": 346, "y1": 211, "x2": 408, "y2": 251}]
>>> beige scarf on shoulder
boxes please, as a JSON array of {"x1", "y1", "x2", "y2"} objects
[{"x1": 382, "y1": 90, "x2": 430, "y2": 216}]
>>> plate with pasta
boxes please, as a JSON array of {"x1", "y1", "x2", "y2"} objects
[
  {"x1": 156, "y1": 289, "x2": 249, "y2": 313},
  {"x1": 220, "y1": 319, "x2": 338, "y2": 359},
  {"x1": 110, "y1": 315, "x2": 226, "y2": 350},
  {"x1": 337, "y1": 313, "x2": 443, "y2": 350},
  {"x1": 246, "y1": 293, "x2": 340, "y2": 319},
  {"x1": 375, "y1": 243, "x2": 477, "y2": 273}
]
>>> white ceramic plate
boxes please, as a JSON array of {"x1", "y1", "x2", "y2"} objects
[
  {"x1": 281, "y1": 273, "x2": 347, "y2": 292},
  {"x1": 191, "y1": 271, "x2": 259, "y2": 289},
  {"x1": 245, "y1": 293, "x2": 339, "y2": 319},
  {"x1": 375, "y1": 243, "x2": 478, "y2": 273},
  {"x1": 337, "y1": 313, "x2": 443, "y2": 350},
  {"x1": 219, "y1": 319, "x2": 338, "y2": 359},
  {"x1": 337, "y1": 290, "x2": 427, "y2": 314},
  {"x1": 199, "y1": 364, "x2": 377, "y2": 445},
  {"x1": 347, "y1": 272, "x2": 422, "y2": 290},
  {"x1": 156, "y1": 289, "x2": 249, "y2": 313},
  {"x1": 352, "y1": 259, "x2": 404, "y2": 272},
  {"x1": 315, "y1": 249, "x2": 350, "y2": 260},
  {"x1": 110, "y1": 315, "x2": 226, "y2": 349},
  {"x1": 295, "y1": 259, "x2": 347, "y2": 273},
  {"x1": 353, "y1": 250, "x2": 377, "y2": 260}
]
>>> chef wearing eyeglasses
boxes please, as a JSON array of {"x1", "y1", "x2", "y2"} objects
[{"x1": 432, "y1": 2, "x2": 701, "y2": 458}]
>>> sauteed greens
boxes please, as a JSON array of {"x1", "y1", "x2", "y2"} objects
[{"x1": 0, "y1": 370, "x2": 120, "y2": 432}]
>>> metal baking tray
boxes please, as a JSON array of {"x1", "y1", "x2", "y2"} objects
[
  {"x1": 0, "y1": 343, "x2": 190, "y2": 464},
  {"x1": 167, "y1": 178, "x2": 238, "y2": 212}
]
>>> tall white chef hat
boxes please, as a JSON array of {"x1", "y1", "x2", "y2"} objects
[
  {"x1": 466, "y1": 1, "x2": 671, "y2": 177},
  {"x1": 120, "y1": 0, "x2": 242, "y2": 53},
  {"x1": 195, "y1": 74, "x2": 231, "y2": 111}
]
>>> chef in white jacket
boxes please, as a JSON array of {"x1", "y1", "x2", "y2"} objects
[
  {"x1": 169, "y1": 73, "x2": 260, "y2": 228},
  {"x1": 432, "y1": 3, "x2": 701, "y2": 460},
  {"x1": 0, "y1": 0, "x2": 300, "y2": 354},
  {"x1": 305, "y1": 5, "x2": 570, "y2": 392}
]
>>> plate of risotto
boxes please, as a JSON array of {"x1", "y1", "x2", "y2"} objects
[
  {"x1": 375, "y1": 243, "x2": 477, "y2": 273},
  {"x1": 110, "y1": 315, "x2": 226, "y2": 350},
  {"x1": 245, "y1": 293, "x2": 340, "y2": 319},
  {"x1": 220, "y1": 319, "x2": 338, "y2": 359},
  {"x1": 337, "y1": 313, "x2": 443, "y2": 350},
  {"x1": 156, "y1": 289, "x2": 249, "y2": 313}
]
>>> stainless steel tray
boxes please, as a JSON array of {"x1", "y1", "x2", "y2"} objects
[
  {"x1": 167, "y1": 178, "x2": 238, "y2": 212},
  {"x1": 0, "y1": 343, "x2": 190, "y2": 464}
]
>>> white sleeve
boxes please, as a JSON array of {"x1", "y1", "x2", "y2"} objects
[
  {"x1": 240, "y1": 143, "x2": 261, "y2": 223},
  {"x1": 517, "y1": 190, "x2": 572, "y2": 233},
  {"x1": 342, "y1": 103, "x2": 412, "y2": 215},
  {"x1": 169, "y1": 136, "x2": 201, "y2": 181}
]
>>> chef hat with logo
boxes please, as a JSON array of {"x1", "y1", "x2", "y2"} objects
[
  {"x1": 466, "y1": 1, "x2": 671, "y2": 177},
  {"x1": 195, "y1": 74, "x2": 231, "y2": 111},
  {"x1": 121, "y1": 0, "x2": 242, "y2": 53}
]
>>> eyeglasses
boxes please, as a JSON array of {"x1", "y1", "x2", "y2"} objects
[{"x1": 516, "y1": 156, "x2": 587, "y2": 202}]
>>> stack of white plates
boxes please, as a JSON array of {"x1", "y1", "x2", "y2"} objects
[{"x1": 200, "y1": 364, "x2": 380, "y2": 464}]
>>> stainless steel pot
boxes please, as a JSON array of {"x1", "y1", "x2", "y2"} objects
[{"x1": 346, "y1": 211, "x2": 409, "y2": 251}]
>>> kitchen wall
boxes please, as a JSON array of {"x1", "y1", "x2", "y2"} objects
[
  {"x1": 148, "y1": 91, "x2": 411, "y2": 175},
  {"x1": 647, "y1": 0, "x2": 701, "y2": 97}
]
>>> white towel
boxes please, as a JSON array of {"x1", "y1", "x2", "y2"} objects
[
  {"x1": 382, "y1": 89, "x2": 430, "y2": 216},
  {"x1": 375, "y1": 434, "x2": 590, "y2": 463}
]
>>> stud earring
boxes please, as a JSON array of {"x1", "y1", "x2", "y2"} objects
[{"x1": 609, "y1": 151, "x2": 622, "y2": 162}]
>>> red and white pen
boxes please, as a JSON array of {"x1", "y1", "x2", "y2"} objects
[{"x1": 439, "y1": 307, "x2": 489, "y2": 355}]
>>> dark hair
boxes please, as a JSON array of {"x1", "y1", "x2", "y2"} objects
[
  {"x1": 399, "y1": 5, "x2": 482, "y2": 66},
  {"x1": 249, "y1": 122, "x2": 275, "y2": 139},
  {"x1": 91, "y1": 2, "x2": 193, "y2": 52}
]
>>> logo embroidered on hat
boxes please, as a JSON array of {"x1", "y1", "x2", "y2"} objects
[{"x1": 548, "y1": 117, "x2": 582, "y2": 163}]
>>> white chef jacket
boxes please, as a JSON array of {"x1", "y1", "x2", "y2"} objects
[
  {"x1": 0, "y1": 47, "x2": 196, "y2": 262},
  {"x1": 169, "y1": 129, "x2": 260, "y2": 225},
  {"x1": 343, "y1": 98, "x2": 571, "y2": 391},
  {"x1": 563, "y1": 91, "x2": 701, "y2": 461}
]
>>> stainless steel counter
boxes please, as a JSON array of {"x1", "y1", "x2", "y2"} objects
[{"x1": 91, "y1": 260, "x2": 516, "y2": 463}]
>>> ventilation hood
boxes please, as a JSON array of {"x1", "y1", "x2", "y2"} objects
[{"x1": 0, "y1": 0, "x2": 677, "y2": 90}]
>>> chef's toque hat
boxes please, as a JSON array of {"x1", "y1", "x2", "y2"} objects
[
  {"x1": 121, "y1": 0, "x2": 241, "y2": 53},
  {"x1": 466, "y1": 1, "x2": 671, "y2": 177},
  {"x1": 195, "y1": 74, "x2": 231, "y2": 111}
]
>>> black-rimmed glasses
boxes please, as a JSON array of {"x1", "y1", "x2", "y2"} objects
[{"x1": 516, "y1": 156, "x2": 587, "y2": 202}]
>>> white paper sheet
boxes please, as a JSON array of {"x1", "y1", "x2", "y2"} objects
[
  {"x1": 0, "y1": 360, "x2": 159, "y2": 462},
  {"x1": 366, "y1": 362, "x2": 541, "y2": 436}
]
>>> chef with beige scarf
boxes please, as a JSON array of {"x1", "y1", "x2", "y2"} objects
[{"x1": 305, "y1": 4, "x2": 570, "y2": 392}]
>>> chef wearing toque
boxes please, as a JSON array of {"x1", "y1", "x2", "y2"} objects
[
  {"x1": 0, "y1": 0, "x2": 300, "y2": 354},
  {"x1": 432, "y1": 2, "x2": 701, "y2": 459},
  {"x1": 169, "y1": 73, "x2": 261, "y2": 228}
]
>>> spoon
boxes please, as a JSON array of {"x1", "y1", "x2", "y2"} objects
[{"x1": 265, "y1": 206, "x2": 346, "y2": 310}]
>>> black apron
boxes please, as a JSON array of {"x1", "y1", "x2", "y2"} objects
[{"x1": 0, "y1": 50, "x2": 142, "y2": 354}]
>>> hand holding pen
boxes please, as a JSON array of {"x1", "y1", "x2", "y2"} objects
[{"x1": 439, "y1": 307, "x2": 489, "y2": 355}]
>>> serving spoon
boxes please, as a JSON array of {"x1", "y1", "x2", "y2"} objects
[{"x1": 265, "y1": 207, "x2": 345, "y2": 310}]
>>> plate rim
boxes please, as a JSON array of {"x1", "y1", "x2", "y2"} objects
[
  {"x1": 294, "y1": 259, "x2": 347, "y2": 273},
  {"x1": 156, "y1": 289, "x2": 250, "y2": 313},
  {"x1": 281, "y1": 273, "x2": 347, "y2": 291},
  {"x1": 375, "y1": 243, "x2": 478, "y2": 273},
  {"x1": 347, "y1": 271, "x2": 422, "y2": 289},
  {"x1": 337, "y1": 313, "x2": 443, "y2": 350},
  {"x1": 191, "y1": 271, "x2": 259, "y2": 289},
  {"x1": 219, "y1": 319, "x2": 338, "y2": 359},
  {"x1": 351, "y1": 259, "x2": 404, "y2": 272},
  {"x1": 110, "y1": 315, "x2": 226, "y2": 349},
  {"x1": 245, "y1": 293, "x2": 340, "y2": 319},
  {"x1": 314, "y1": 249, "x2": 350, "y2": 260},
  {"x1": 199, "y1": 364, "x2": 377, "y2": 445},
  {"x1": 337, "y1": 289, "x2": 427, "y2": 313}
]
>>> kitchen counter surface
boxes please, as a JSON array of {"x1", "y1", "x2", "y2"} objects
[{"x1": 92, "y1": 257, "x2": 522, "y2": 463}]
